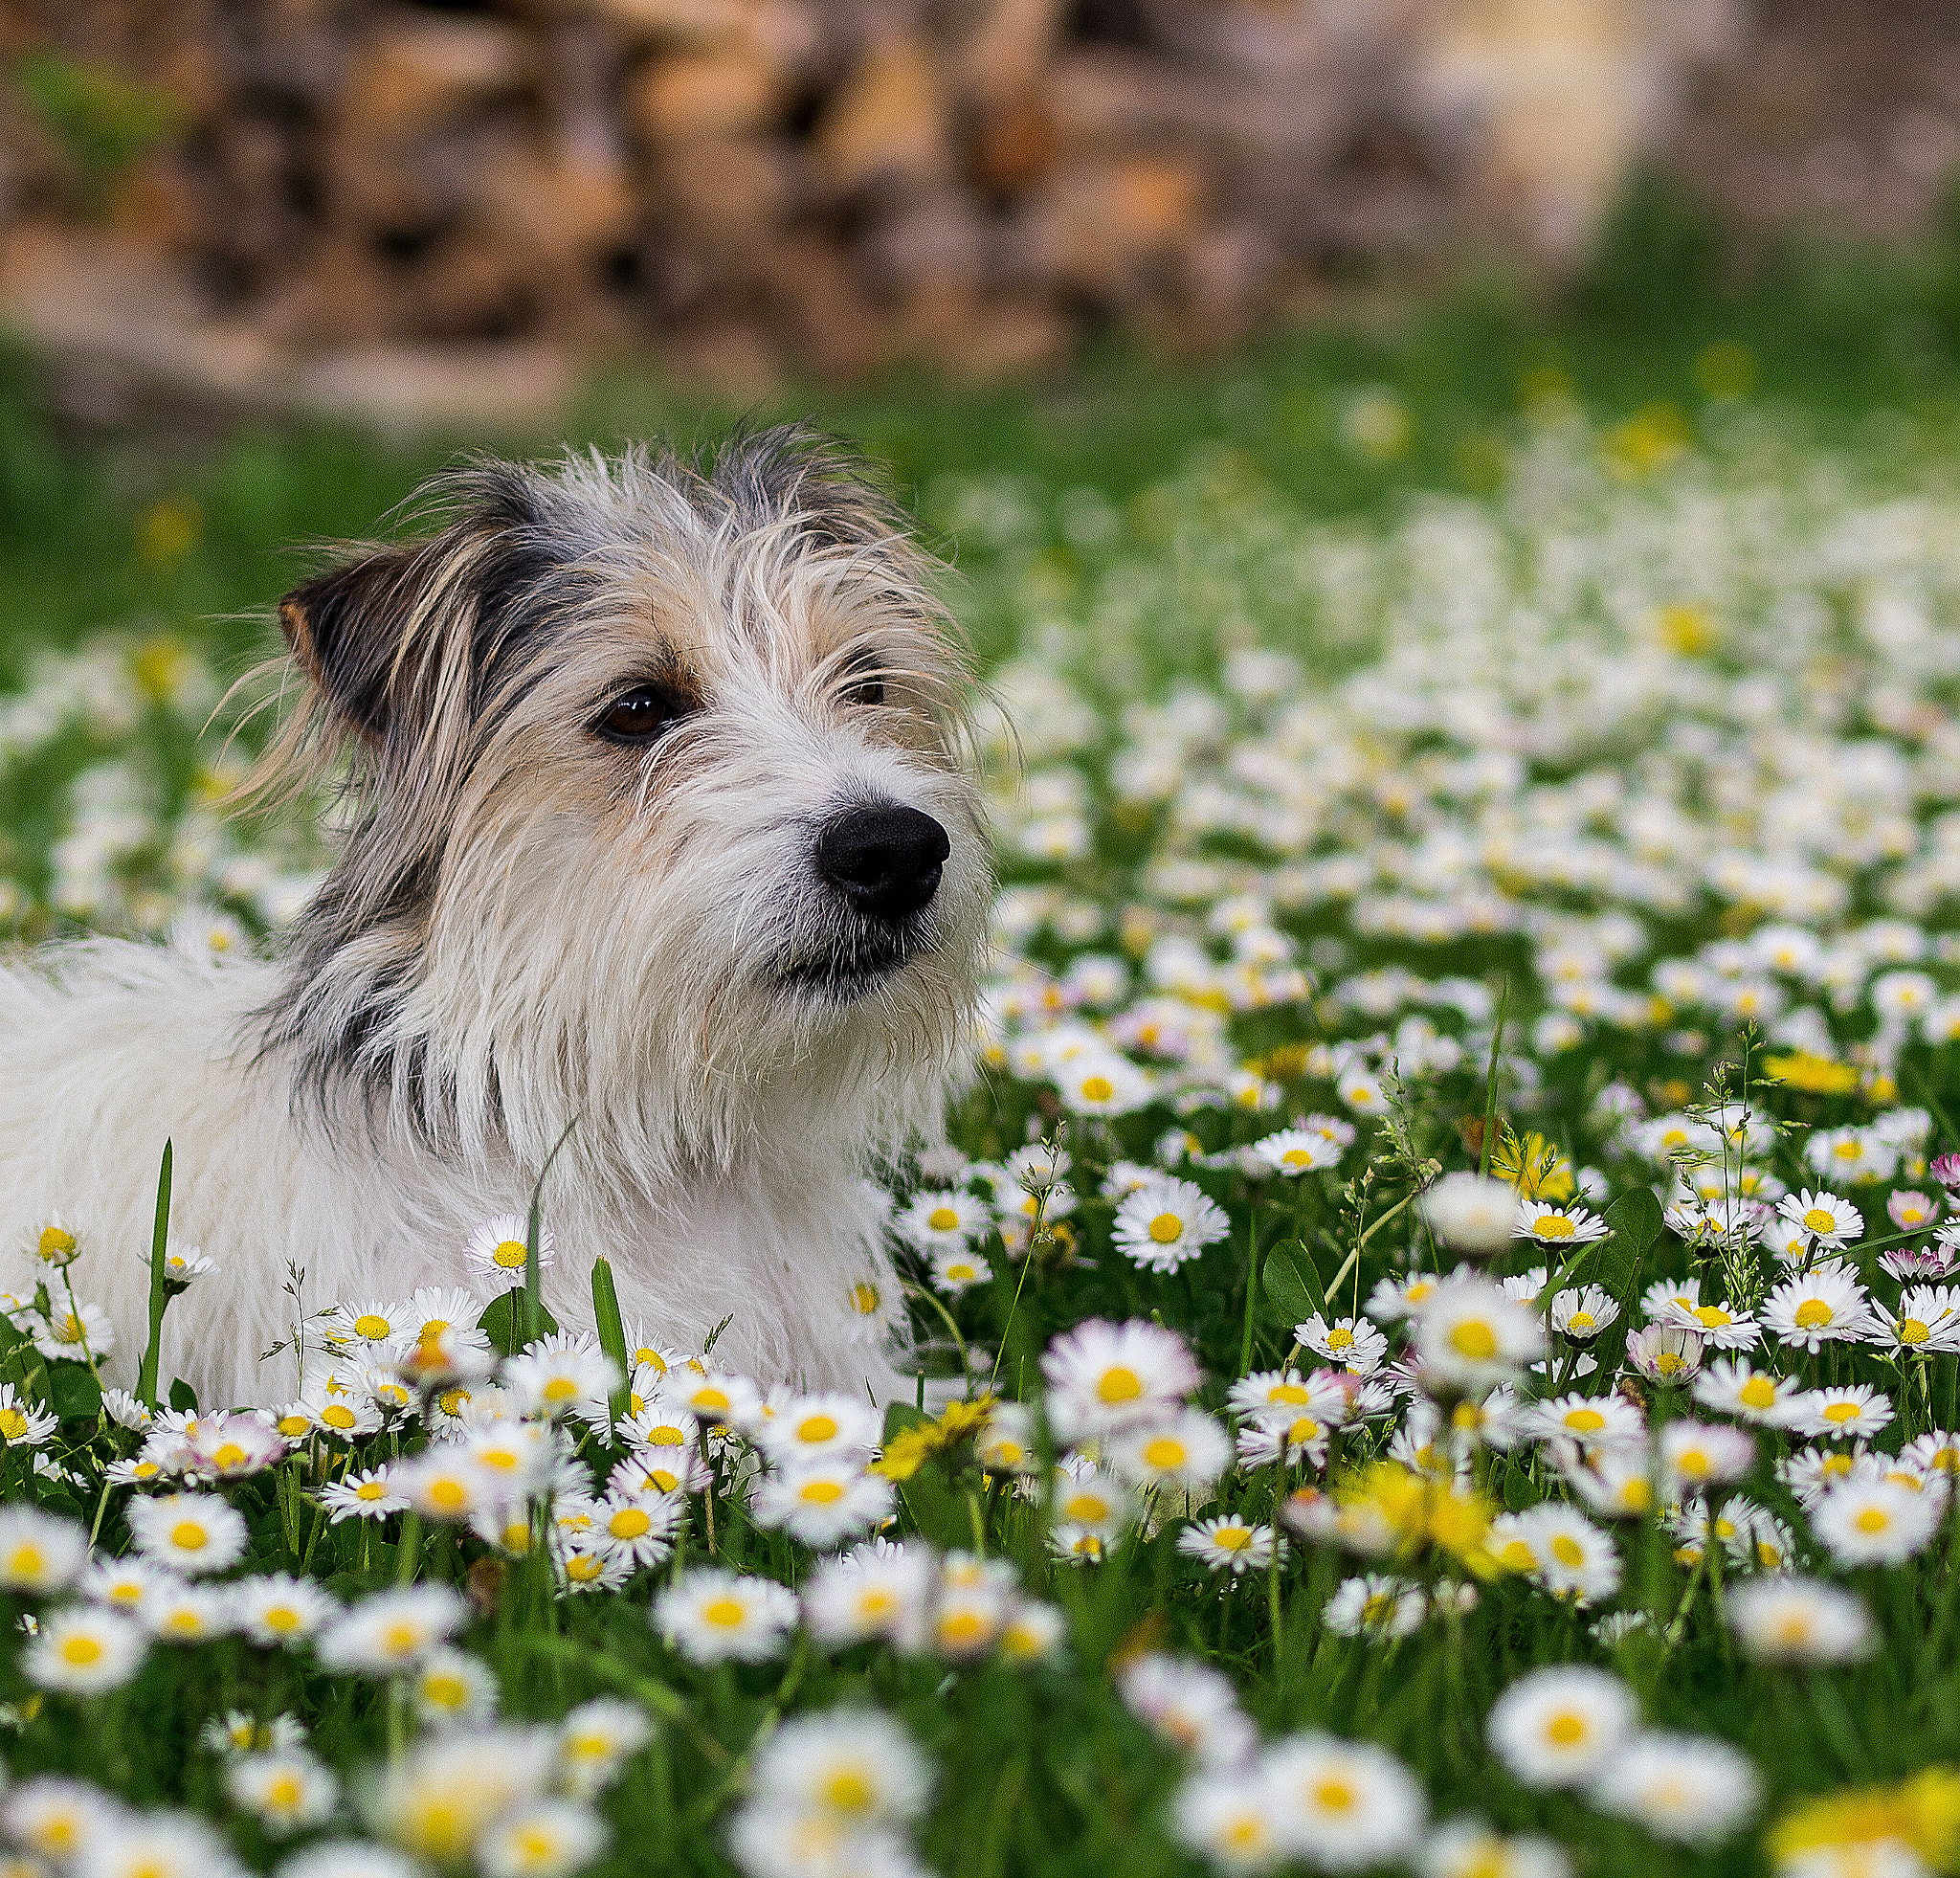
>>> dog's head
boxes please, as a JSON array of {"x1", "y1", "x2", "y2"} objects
[{"x1": 256, "y1": 427, "x2": 990, "y2": 1176}]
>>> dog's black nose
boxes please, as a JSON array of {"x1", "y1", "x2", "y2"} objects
[{"x1": 817, "y1": 803, "x2": 950, "y2": 923}]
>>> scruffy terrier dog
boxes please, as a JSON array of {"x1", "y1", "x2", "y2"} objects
[{"x1": 0, "y1": 428, "x2": 990, "y2": 1408}]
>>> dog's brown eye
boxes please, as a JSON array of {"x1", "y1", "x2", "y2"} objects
[
  {"x1": 841, "y1": 653, "x2": 884, "y2": 708},
  {"x1": 595, "y1": 684, "x2": 690, "y2": 744}
]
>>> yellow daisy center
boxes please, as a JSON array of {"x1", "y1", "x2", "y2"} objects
[
  {"x1": 798, "y1": 1415, "x2": 839, "y2": 1443},
  {"x1": 611, "y1": 1509, "x2": 652, "y2": 1539},
  {"x1": 1564, "y1": 1408, "x2": 1606, "y2": 1433},
  {"x1": 1097, "y1": 1367, "x2": 1144, "y2": 1404},
  {"x1": 1901, "y1": 1319, "x2": 1930, "y2": 1345},
  {"x1": 1450, "y1": 1320, "x2": 1498, "y2": 1359},
  {"x1": 1536, "y1": 1215, "x2": 1575, "y2": 1240},
  {"x1": 492, "y1": 1240, "x2": 527, "y2": 1269},
  {"x1": 353, "y1": 1313, "x2": 390, "y2": 1339},
  {"x1": 1794, "y1": 1299, "x2": 1834, "y2": 1330},
  {"x1": 1143, "y1": 1438, "x2": 1187, "y2": 1470},
  {"x1": 1802, "y1": 1208, "x2": 1838, "y2": 1234},
  {"x1": 1080, "y1": 1076, "x2": 1114, "y2": 1103},
  {"x1": 1740, "y1": 1376, "x2": 1776, "y2": 1409},
  {"x1": 60, "y1": 1635, "x2": 102, "y2": 1666},
  {"x1": 1213, "y1": 1525, "x2": 1253, "y2": 1552},
  {"x1": 1148, "y1": 1214, "x2": 1184, "y2": 1244},
  {"x1": 169, "y1": 1521, "x2": 207, "y2": 1552},
  {"x1": 799, "y1": 1479, "x2": 846, "y2": 1505},
  {"x1": 927, "y1": 1208, "x2": 960, "y2": 1233},
  {"x1": 702, "y1": 1598, "x2": 746, "y2": 1628},
  {"x1": 1546, "y1": 1713, "x2": 1587, "y2": 1746}
]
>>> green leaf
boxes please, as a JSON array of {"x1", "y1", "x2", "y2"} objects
[
  {"x1": 479, "y1": 1286, "x2": 559, "y2": 1359},
  {"x1": 1602, "y1": 1187, "x2": 1665, "y2": 1258},
  {"x1": 1262, "y1": 1240, "x2": 1326, "y2": 1328},
  {"x1": 1600, "y1": 1188, "x2": 1665, "y2": 1300},
  {"x1": 590, "y1": 1258, "x2": 631, "y2": 1424},
  {"x1": 167, "y1": 1377, "x2": 198, "y2": 1415},
  {"x1": 46, "y1": 1361, "x2": 100, "y2": 1421},
  {"x1": 1503, "y1": 1463, "x2": 1535, "y2": 1512}
]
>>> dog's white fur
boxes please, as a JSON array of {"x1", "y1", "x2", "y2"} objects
[{"x1": 0, "y1": 431, "x2": 990, "y2": 1409}]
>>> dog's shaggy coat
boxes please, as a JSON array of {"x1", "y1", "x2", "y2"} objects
[{"x1": 0, "y1": 430, "x2": 991, "y2": 1408}]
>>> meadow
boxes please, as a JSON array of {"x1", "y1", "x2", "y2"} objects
[{"x1": 7, "y1": 196, "x2": 1960, "y2": 1877}]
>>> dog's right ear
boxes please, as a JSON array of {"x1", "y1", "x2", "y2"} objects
[{"x1": 278, "y1": 548, "x2": 424, "y2": 748}]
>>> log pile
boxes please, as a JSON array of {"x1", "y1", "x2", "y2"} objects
[{"x1": 0, "y1": 0, "x2": 1736, "y2": 404}]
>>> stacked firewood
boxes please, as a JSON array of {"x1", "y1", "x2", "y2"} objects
[{"x1": 0, "y1": 0, "x2": 1731, "y2": 391}]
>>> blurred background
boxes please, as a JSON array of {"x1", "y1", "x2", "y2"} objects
[{"x1": 1, "y1": 0, "x2": 1958, "y2": 428}]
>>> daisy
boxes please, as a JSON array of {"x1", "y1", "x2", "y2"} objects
[
  {"x1": 1694, "y1": 1357, "x2": 1805, "y2": 1424},
  {"x1": 3, "y1": 1776, "x2": 116, "y2": 1865},
  {"x1": 1888, "y1": 1190, "x2": 1941, "y2": 1231},
  {"x1": 325, "y1": 1298, "x2": 409, "y2": 1349},
  {"x1": 1041, "y1": 1318, "x2": 1200, "y2": 1440},
  {"x1": 654, "y1": 1569, "x2": 797, "y2": 1665},
  {"x1": 1659, "y1": 1420, "x2": 1756, "y2": 1492},
  {"x1": 1170, "y1": 1772, "x2": 1286, "y2": 1873},
  {"x1": 1810, "y1": 1478, "x2": 1940, "y2": 1567},
  {"x1": 238, "y1": 1576, "x2": 340, "y2": 1648},
  {"x1": 588, "y1": 1489, "x2": 680, "y2": 1569},
  {"x1": 76, "y1": 1814, "x2": 248, "y2": 1878},
  {"x1": 1419, "y1": 1821, "x2": 1571, "y2": 1878},
  {"x1": 1050, "y1": 1458, "x2": 1137, "y2": 1539},
  {"x1": 22, "y1": 1608, "x2": 147, "y2": 1694},
  {"x1": 79, "y1": 1557, "x2": 167, "y2": 1621},
  {"x1": 1297, "y1": 1313, "x2": 1388, "y2": 1375},
  {"x1": 145, "y1": 1581, "x2": 232, "y2": 1644},
  {"x1": 1564, "y1": 1449, "x2": 1657, "y2": 1521},
  {"x1": 1776, "y1": 1189, "x2": 1864, "y2": 1248},
  {"x1": 32, "y1": 1300, "x2": 114, "y2": 1363},
  {"x1": 226, "y1": 1751, "x2": 339, "y2": 1835},
  {"x1": 1588, "y1": 1733, "x2": 1760, "y2": 1846},
  {"x1": 1119, "y1": 1652, "x2": 1258, "y2": 1767},
  {"x1": 411, "y1": 1648, "x2": 500, "y2": 1729},
  {"x1": 1806, "y1": 1128, "x2": 1895, "y2": 1185},
  {"x1": 1762, "y1": 1261, "x2": 1877, "y2": 1353},
  {"x1": 125, "y1": 1491, "x2": 249, "y2": 1576},
  {"x1": 754, "y1": 1394, "x2": 881, "y2": 1467},
  {"x1": 26, "y1": 1217, "x2": 80, "y2": 1267},
  {"x1": 1112, "y1": 1176, "x2": 1232, "y2": 1274},
  {"x1": 998, "y1": 1598, "x2": 1066, "y2": 1662},
  {"x1": 1873, "y1": 1286, "x2": 1960, "y2": 1353},
  {"x1": 1662, "y1": 1293, "x2": 1762, "y2": 1351},
  {"x1": 0, "y1": 1505, "x2": 87, "y2": 1595},
  {"x1": 1486, "y1": 1666, "x2": 1638, "y2": 1788},
  {"x1": 1107, "y1": 1409, "x2": 1233, "y2": 1490},
  {"x1": 315, "y1": 1584, "x2": 469, "y2": 1674},
  {"x1": 478, "y1": 1800, "x2": 609, "y2": 1878},
  {"x1": 897, "y1": 1190, "x2": 987, "y2": 1248},
  {"x1": 1418, "y1": 1173, "x2": 1519, "y2": 1256},
  {"x1": 1520, "y1": 1505, "x2": 1622, "y2": 1603},
  {"x1": 1177, "y1": 1517, "x2": 1281, "y2": 1576},
  {"x1": 1228, "y1": 1368, "x2": 1348, "y2": 1428},
  {"x1": 1514, "y1": 1201, "x2": 1610, "y2": 1248},
  {"x1": 662, "y1": 1369, "x2": 761, "y2": 1429},
  {"x1": 0, "y1": 1383, "x2": 57, "y2": 1448},
  {"x1": 320, "y1": 1466, "x2": 407, "y2": 1523},
  {"x1": 800, "y1": 1541, "x2": 934, "y2": 1652},
  {"x1": 749, "y1": 1708, "x2": 930, "y2": 1827},
  {"x1": 927, "y1": 1243, "x2": 991, "y2": 1293},
  {"x1": 1414, "y1": 1275, "x2": 1546, "y2": 1393},
  {"x1": 362, "y1": 1728, "x2": 558, "y2": 1867},
  {"x1": 501, "y1": 1336, "x2": 619, "y2": 1421},
  {"x1": 462, "y1": 1213, "x2": 554, "y2": 1287},
  {"x1": 556, "y1": 1697, "x2": 654, "y2": 1800},
  {"x1": 1726, "y1": 1576, "x2": 1876, "y2": 1665},
  {"x1": 1791, "y1": 1385, "x2": 1895, "y2": 1442},
  {"x1": 1261, "y1": 1732, "x2": 1427, "y2": 1868},
  {"x1": 1055, "y1": 1053, "x2": 1156, "y2": 1116},
  {"x1": 1324, "y1": 1574, "x2": 1425, "y2": 1639},
  {"x1": 751, "y1": 1464, "x2": 894, "y2": 1549},
  {"x1": 1369, "y1": 1272, "x2": 1446, "y2": 1319},
  {"x1": 1252, "y1": 1128, "x2": 1343, "y2": 1176},
  {"x1": 1625, "y1": 1324, "x2": 1704, "y2": 1384},
  {"x1": 1548, "y1": 1286, "x2": 1619, "y2": 1340},
  {"x1": 1528, "y1": 1393, "x2": 1642, "y2": 1450},
  {"x1": 974, "y1": 1401, "x2": 1038, "y2": 1474},
  {"x1": 555, "y1": 1547, "x2": 633, "y2": 1595}
]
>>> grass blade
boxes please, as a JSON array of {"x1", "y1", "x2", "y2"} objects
[{"x1": 138, "y1": 1139, "x2": 172, "y2": 1410}]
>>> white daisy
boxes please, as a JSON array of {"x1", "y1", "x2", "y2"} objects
[
  {"x1": 654, "y1": 1569, "x2": 798, "y2": 1665},
  {"x1": 1485, "y1": 1666, "x2": 1637, "y2": 1788},
  {"x1": 462, "y1": 1213, "x2": 555, "y2": 1287},
  {"x1": 1111, "y1": 1176, "x2": 1232, "y2": 1274}
]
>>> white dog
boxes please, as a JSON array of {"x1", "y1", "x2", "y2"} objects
[{"x1": 0, "y1": 429, "x2": 990, "y2": 1409}]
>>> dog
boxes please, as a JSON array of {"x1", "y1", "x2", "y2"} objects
[{"x1": 0, "y1": 427, "x2": 991, "y2": 1410}]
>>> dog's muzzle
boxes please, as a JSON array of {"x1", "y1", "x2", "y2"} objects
[
  {"x1": 815, "y1": 802, "x2": 948, "y2": 924},
  {"x1": 771, "y1": 801, "x2": 950, "y2": 998}
]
